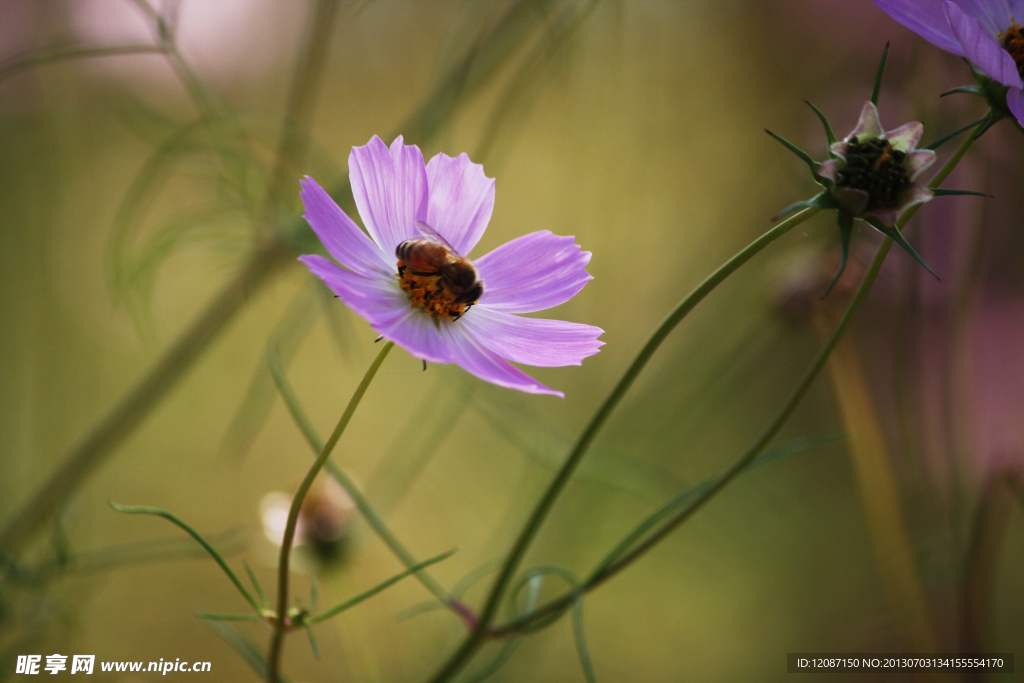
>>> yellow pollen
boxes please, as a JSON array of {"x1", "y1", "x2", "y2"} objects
[
  {"x1": 397, "y1": 260, "x2": 469, "y2": 322},
  {"x1": 1000, "y1": 20, "x2": 1024, "y2": 79}
]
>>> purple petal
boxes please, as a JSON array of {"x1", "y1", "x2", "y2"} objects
[
  {"x1": 424, "y1": 152, "x2": 495, "y2": 256},
  {"x1": 474, "y1": 231, "x2": 593, "y2": 314},
  {"x1": 848, "y1": 102, "x2": 884, "y2": 140},
  {"x1": 1006, "y1": 86, "x2": 1024, "y2": 127},
  {"x1": 817, "y1": 159, "x2": 841, "y2": 184},
  {"x1": 945, "y1": 1, "x2": 1024, "y2": 88},
  {"x1": 374, "y1": 307, "x2": 456, "y2": 364},
  {"x1": 299, "y1": 254, "x2": 408, "y2": 328},
  {"x1": 445, "y1": 325, "x2": 563, "y2": 397},
  {"x1": 871, "y1": 0, "x2": 964, "y2": 55},
  {"x1": 300, "y1": 177, "x2": 393, "y2": 277},
  {"x1": 885, "y1": 121, "x2": 924, "y2": 151},
  {"x1": 828, "y1": 141, "x2": 850, "y2": 160},
  {"x1": 894, "y1": 182, "x2": 935, "y2": 213},
  {"x1": 459, "y1": 307, "x2": 604, "y2": 367},
  {"x1": 834, "y1": 187, "x2": 870, "y2": 215},
  {"x1": 865, "y1": 207, "x2": 898, "y2": 228},
  {"x1": 349, "y1": 135, "x2": 429, "y2": 257},
  {"x1": 904, "y1": 149, "x2": 937, "y2": 180}
]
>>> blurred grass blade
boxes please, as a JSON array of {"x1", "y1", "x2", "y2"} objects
[
  {"x1": 821, "y1": 332, "x2": 939, "y2": 653},
  {"x1": 221, "y1": 285, "x2": 320, "y2": 460},
  {"x1": 365, "y1": 374, "x2": 476, "y2": 516},
  {"x1": 63, "y1": 528, "x2": 245, "y2": 577},
  {"x1": 0, "y1": 44, "x2": 166, "y2": 84},
  {"x1": 458, "y1": 639, "x2": 521, "y2": 683},
  {"x1": 109, "y1": 503, "x2": 261, "y2": 614},
  {"x1": 243, "y1": 560, "x2": 267, "y2": 607},
  {"x1": 591, "y1": 434, "x2": 842, "y2": 576},
  {"x1": 202, "y1": 619, "x2": 292, "y2": 683},
  {"x1": 309, "y1": 550, "x2": 455, "y2": 624}
]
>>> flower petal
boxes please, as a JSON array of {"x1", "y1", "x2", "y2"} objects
[
  {"x1": 904, "y1": 149, "x2": 937, "y2": 180},
  {"x1": 871, "y1": 0, "x2": 965, "y2": 55},
  {"x1": 473, "y1": 231, "x2": 593, "y2": 313},
  {"x1": 444, "y1": 324, "x2": 563, "y2": 397},
  {"x1": 1006, "y1": 86, "x2": 1024, "y2": 127},
  {"x1": 885, "y1": 121, "x2": 924, "y2": 151},
  {"x1": 817, "y1": 158, "x2": 841, "y2": 184},
  {"x1": 349, "y1": 135, "x2": 429, "y2": 257},
  {"x1": 299, "y1": 254, "x2": 409, "y2": 329},
  {"x1": 460, "y1": 307, "x2": 604, "y2": 367},
  {"x1": 300, "y1": 177, "x2": 393, "y2": 277},
  {"x1": 424, "y1": 152, "x2": 495, "y2": 256},
  {"x1": 834, "y1": 187, "x2": 870, "y2": 215},
  {"x1": 894, "y1": 182, "x2": 934, "y2": 213},
  {"x1": 848, "y1": 101, "x2": 884, "y2": 140},
  {"x1": 375, "y1": 307, "x2": 456, "y2": 365},
  {"x1": 945, "y1": 1, "x2": 1024, "y2": 88}
]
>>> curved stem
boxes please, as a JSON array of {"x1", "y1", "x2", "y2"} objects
[
  {"x1": 488, "y1": 114, "x2": 988, "y2": 638},
  {"x1": 425, "y1": 206, "x2": 821, "y2": 683},
  {"x1": 266, "y1": 342, "x2": 393, "y2": 683}
]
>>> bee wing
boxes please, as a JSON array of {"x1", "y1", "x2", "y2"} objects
[{"x1": 415, "y1": 220, "x2": 464, "y2": 257}]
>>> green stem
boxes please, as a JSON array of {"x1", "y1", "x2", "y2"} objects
[
  {"x1": 488, "y1": 115, "x2": 988, "y2": 639},
  {"x1": 269, "y1": 344, "x2": 453, "y2": 604},
  {"x1": 266, "y1": 342, "x2": 393, "y2": 683},
  {"x1": 425, "y1": 206, "x2": 821, "y2": 683}
]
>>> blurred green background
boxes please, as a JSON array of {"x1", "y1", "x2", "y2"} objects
[{"x1": 2, "y1": 1, "x2": 1022, "y2": 681}]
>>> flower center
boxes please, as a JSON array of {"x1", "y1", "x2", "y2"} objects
[
  {"x1": 836, "y1": 136, "x2": 909, "y2": 211},
  {"x1": 396, "y1": 240, "x2": 483, "y2": 322},
  {"x1": 1000, "y1": 20, "x2": 1024, "y2": 80}
]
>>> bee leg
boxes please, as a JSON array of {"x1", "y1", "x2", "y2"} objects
[
  {"x1": 374, "y1": 335, "x2": 384, "y2": 343},
  {"x1": 422, "y1": 360, "x2": 428, "y2": 372},
  {"x1": 397, "y1": 265, "x2": 406, "y2": 277}
]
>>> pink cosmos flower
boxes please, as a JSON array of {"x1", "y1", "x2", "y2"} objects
[
  {"x1": 871, "y1": 0, "x2": 1024, "y2": 126},
  {"x1": 299, "y1": 136, "x2": 603, "y2": 398}
]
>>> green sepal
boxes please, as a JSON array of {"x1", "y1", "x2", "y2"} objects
[
  {"x1": 930, "y1": 188, "x2": 991, "y2": 198},
  {"x1": 940, "y1": 85, "x2": 984, "y2": 97},
  {"x1": 925, "y1": 115, "x2": 991, "y2": 150},
  {"x1": 771, "y1": 191, "x2": 834, "y2": 222},
  {"x1": 864, "y1": 217, "x2": 938, "y2": 279},
  {"x1": 963, "y1": 62, "x2": 1024, "y2": 136},
  {"x1": 871, "y1": 41, "x2": 890, "y2": 106},
  {"x1": 823, "y1": 212, "x2": 854, "y2": 298},
  {"x1": 804, "y1": 100, "x2": 837, "y2": 149},
  {"x1": 765, "y1": 129, "x2": 819, "y2": 175}
]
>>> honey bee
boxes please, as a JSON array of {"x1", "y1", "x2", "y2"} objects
[{"x1": 395, "y1": 222, "x2": 483, "y2": 321}]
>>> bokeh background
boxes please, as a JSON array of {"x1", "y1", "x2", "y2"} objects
[{"x1": 2, "y1": 1, "x2": 1022, "y2": 681}]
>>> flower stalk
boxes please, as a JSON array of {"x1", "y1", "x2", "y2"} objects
[{"x1": 266, "y1": 341, "x2": 393, "y2": 683}]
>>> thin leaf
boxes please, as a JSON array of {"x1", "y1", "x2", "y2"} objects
[
  {"x1": 457, "y1": 639, "x2": 521, "y2": 683},
  {"x1": 109, "y1": 502, "x2": 261, "y2": 613},
  {"x1": 930, "y1": 188, "x2": 991, "y2": 197},
  {"x1": 871, "y1": 41, "x2": 890, "y2": 106},
  {"x1": 196, "y1": 613, "x2": 262, "y2": 622},
  {"x1": 309, "y1": 550, "x2": 455, "y2": 624},
  {"x1": 804, "y1": 100, "x2": 836, "y2": 146},
  {"x1": 924, "y1": 116, "x2": 990, "y2": 150},
  {"x1": 940, "y1": 85, "x2": 983, "y2": 97},
  {"x1": 822, "y1": 213, "x2": 854, "y2": 298},
  {"x1": 243, "y1": 561, "x2": 267, "y2": 607},
  {"x1": 310, "y1": 574, "x2": 319, "y2": 610},
  {"x1": 771, "y1": 192, "x2": 830, "y2": 222},
  {"x1": 765, "y1": 130, "x2": 818, "y2": 175},
  {"x1": 304, "y1": 623, "x2": 321, "y2": 660}
]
